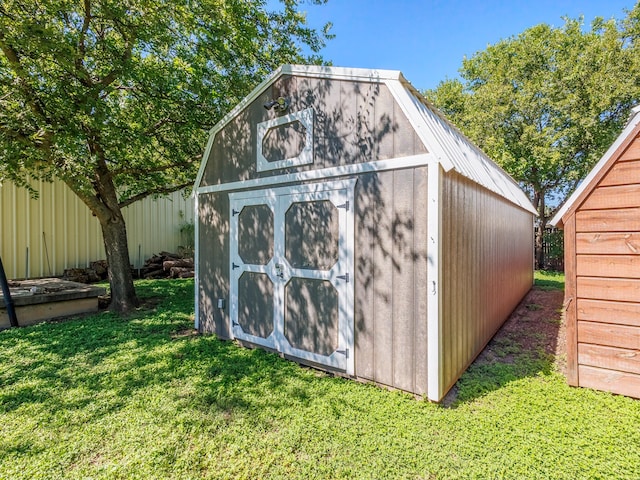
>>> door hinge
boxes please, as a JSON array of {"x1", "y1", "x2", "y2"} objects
[
  {"x1": 232, "y1": 208, "x2": 240, "y2": 216},
  {"x1": 336, "y1": 348, "x2": 349, "y2": 358},
  {"x1": 336, "y1": 200, "x2": 349, "y2": 211},
  {"x1": 232, "y1": 262, "x2": 240, "y2": 270},
  {"x1": 336, "y1": 273, "x2": 349, "y2": 283}
]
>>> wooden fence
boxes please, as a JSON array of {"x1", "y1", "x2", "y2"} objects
[{"x1": 536, "y1": 226, "x2": 564, "y2": 271}]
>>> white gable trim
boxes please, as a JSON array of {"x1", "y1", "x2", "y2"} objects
[
  {"x1": 550, "y1": 106, "x2": 640, "y2": 226},
  {"x1": 195, "y1": 64, "x2": 535, "y2": 216},
  {"x1": 384, "y1": 78, "x2": 454, "y2": 172},
  {"x1": 193, "y1": 66, "x2": 286, "y2": 189}
]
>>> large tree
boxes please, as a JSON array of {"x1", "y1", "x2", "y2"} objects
[
  {"x1": 426, "y1": 16, "x2": 639, "y2": 268},
  {"x1": 0, "y1": 0, "x2": 331, "y2": 312}
]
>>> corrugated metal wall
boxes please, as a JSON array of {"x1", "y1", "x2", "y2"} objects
[
  {"x1": 0, "y1": 179, "x2": 194, "y2": 279},
  {"x1": 440, "y1": 171, "x2": 534, "y2": 397}
]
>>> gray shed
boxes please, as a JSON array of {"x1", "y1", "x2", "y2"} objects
[{"x1": 194, "y1": 65, "x2": 536, "y2": 401}]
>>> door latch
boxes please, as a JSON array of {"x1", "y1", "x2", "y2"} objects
[{"x1": 275, "y1": 263, "x2": 284, "y2": 279}]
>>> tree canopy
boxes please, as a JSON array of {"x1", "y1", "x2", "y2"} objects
[
  {"x1": 0, "y1": 0, "x2": 332, "y2": 311},
  {"x1": 426, "y1": 14, "x2": 640, "y2": 267}
]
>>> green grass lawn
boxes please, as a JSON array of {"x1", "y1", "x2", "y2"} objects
[
  {"x1": 534, "y1": 270, "x2": 565, "y2": 290},
  {"x1": 1, "y1": 277, "x2": 639, "y2": 479}
]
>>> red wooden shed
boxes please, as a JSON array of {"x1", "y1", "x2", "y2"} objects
[{"x1": 551, "y1": 106, "x2": 640, "y2": 399}]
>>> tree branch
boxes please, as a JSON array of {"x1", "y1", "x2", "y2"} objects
[
  {"x1": 118, "y1": 182, "x2": 192, "y2": 209},
  {"x1": 96, "y1": 21, "x2": 135, "y2": 90},
  {"x1": 113, "y1": 154, "x2": 200, "y2": 176},
  {"x1": 74, "y1": 0, "x2": 94, "y2": 87}
]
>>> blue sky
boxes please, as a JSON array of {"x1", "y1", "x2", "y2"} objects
[{"x1": 299, "y1": 0, "x2": 636, "y2": 91}]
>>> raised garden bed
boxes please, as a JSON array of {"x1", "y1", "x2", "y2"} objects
[{"x1": 0, "y1": 278, "x2": 106, "y2": 329}]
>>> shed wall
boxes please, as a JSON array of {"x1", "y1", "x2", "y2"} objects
[
  {"x1": 571, "y1": 131, "x2": 640, "y2": 398},
  {"x1": 0, "y1": 179, "x2": 194, "y2": 279},
  {"x1": 199, "y1": 75, "x2": 427, "y2": 188},
  {"x1": 197, "y1": 192, "x2": 230, "y2": 338},
  {"x1": 440, "y1": 171, "x2": 534, "y2": 396},
  {"x1": 197, "y1": 168, "x2": 431, "y2": 394},
  {"x1": 354, "y1": 168, "x2": 429, "y2": 395}
]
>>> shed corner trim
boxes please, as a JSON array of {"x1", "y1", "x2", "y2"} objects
[{"x1": 426, "y1": 160, "x2": 443, "y2": 402}]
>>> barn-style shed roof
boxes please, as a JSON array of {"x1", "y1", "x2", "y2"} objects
[
  {"x1": 551, "y1": 105, "x2": 640, "y2": 227},
  {"x1": 195, "y1": 65, "x2": 536, "y2": 215}
]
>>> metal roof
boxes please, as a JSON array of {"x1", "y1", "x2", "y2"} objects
[
  {"x1": 195, "y1": 65, "x2": 537, "y2": 215},
  {"x1": 391, "y1": 80, "x2": 536, "y2": 214},
  {"x1": 550, "y1": 105, "x2": 640, "y2": 227}
]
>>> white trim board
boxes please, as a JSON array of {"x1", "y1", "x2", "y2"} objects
[
  {"x1": 197, "y1": 153, "x2": 435, "y2": 196},
  {"x1": 384, "y1": 79, "x2": 453, "y2": 172},
  {"x1": 193, "y1": 192, "x2": 200, "y2": 330},
  {"x1": 257, "y1": 107, "x2": 314, "y2": 172},
  {"x1": 426, "y1": 161, "x2": 442, "y2": 402}
]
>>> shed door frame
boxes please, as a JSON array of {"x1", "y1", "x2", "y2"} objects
[{"x1": 228, "y1": 179, "x2": 356, "y2": 375}]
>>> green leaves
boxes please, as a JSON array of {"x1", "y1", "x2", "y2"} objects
[
  {"x1": 0, "y1": 0, "x2": 331, "y2": 310},
  {"x1": 426, "y1": 15, "x2": 639, "y2": 213},
  {"x1": 0, "y1": 0, "x2": 331, "y2": 205}
]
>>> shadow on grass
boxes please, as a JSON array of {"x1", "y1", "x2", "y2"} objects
[
  {"x1": 2, "y1": 278, "x2": 567, "y2": 418},
  {"x1": 0, "y1": 279, "x2": 331, "y2": 427}
]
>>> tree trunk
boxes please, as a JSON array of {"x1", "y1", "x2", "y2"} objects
[
  {"x1": 63, "y1": 149, "x2": 140, "y2": 314},
  {"x1": 533, "y1": 190, "x2": 546, "y2": 270},
  {"x1": 100, "y1": 210, "x2": 139, "y2": 313}
]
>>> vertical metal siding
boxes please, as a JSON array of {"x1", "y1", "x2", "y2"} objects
[
  {"x1": 0, "y1": 179, "x2": 194, "y2": 279},
  {"x1": 440, "y1": 171, "x2": 534, "y2": 396}
]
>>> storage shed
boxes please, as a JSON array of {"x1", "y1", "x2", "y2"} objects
[
  {"x1": 194, "y1": 65, "x2": 536, "y2": 402},
  {"x1": 551, "y1": 105, "x2": 640, "y2": 399}
]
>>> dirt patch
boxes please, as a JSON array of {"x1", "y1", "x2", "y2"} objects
[
  {"x1": 485, "y1": 287, "x2": 566, "y2": 373},
  {"x1": 443, "y1": 287, "x2": 565, "y2": 405}
]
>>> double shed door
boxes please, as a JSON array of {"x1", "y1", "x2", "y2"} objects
[{"x1": 229, "y1": 180, "x2": 355, "y2": 375}]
